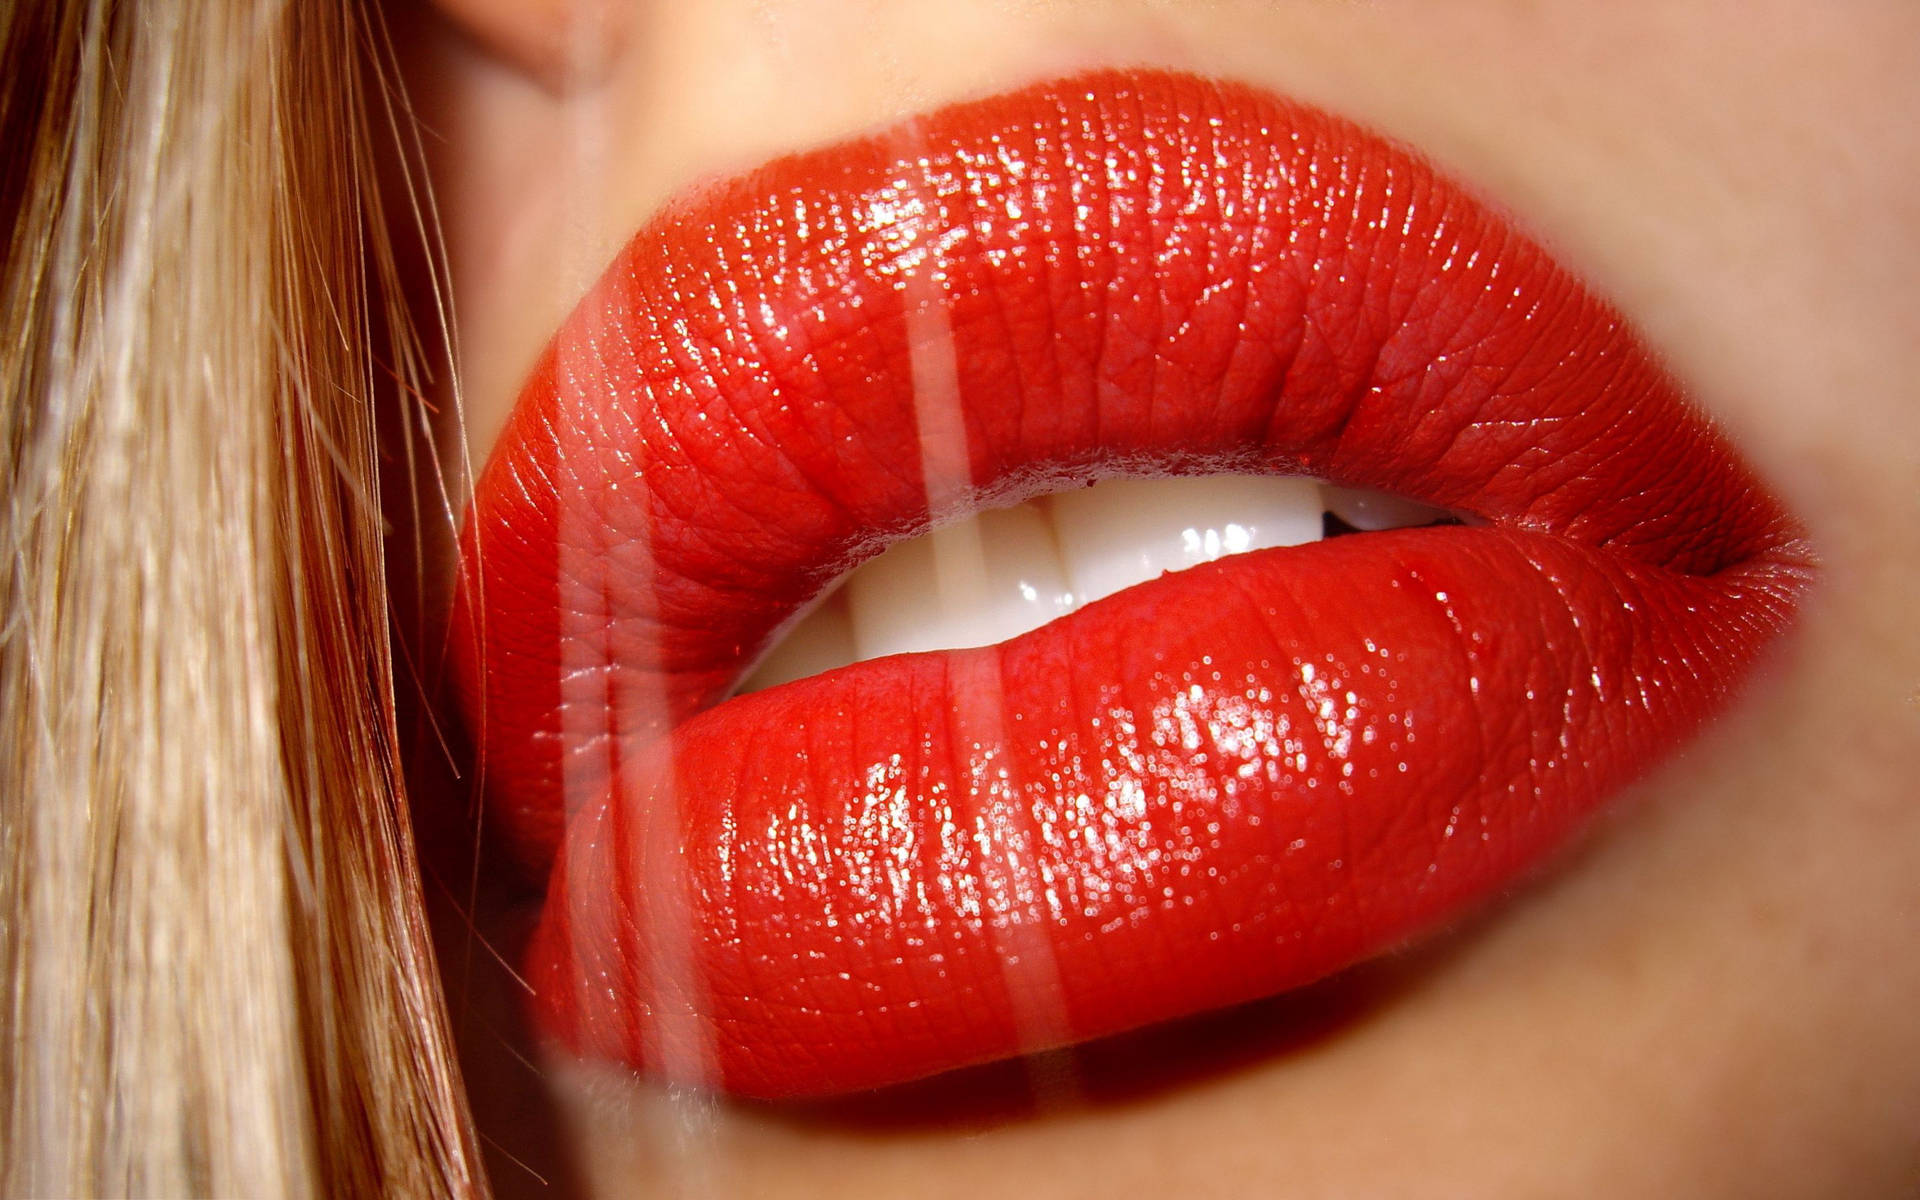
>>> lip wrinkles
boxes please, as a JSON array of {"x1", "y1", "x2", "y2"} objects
[{"x1": 450, "y1": 70, "x2": 1811, "y2": 1099}]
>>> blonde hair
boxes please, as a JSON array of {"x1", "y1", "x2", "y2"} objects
[{"x1": 1, "y1": 1, "x2": 483, "y2": 1194}]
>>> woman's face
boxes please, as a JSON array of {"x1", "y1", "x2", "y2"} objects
[{"x1": 403, "y1": 3, "x2": 1920, "y2": 1195}]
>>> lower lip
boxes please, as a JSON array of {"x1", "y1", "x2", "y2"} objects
[{"x1": 455, "y1": 71, "x2": 1811, "y2": 1099}]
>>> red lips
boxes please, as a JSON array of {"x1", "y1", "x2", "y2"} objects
[{"x1": 450, "y1": 70, "x2": 1810, "y2": 1099}]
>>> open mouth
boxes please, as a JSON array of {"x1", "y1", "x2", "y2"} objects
[
  {"x1": 734, "y1": 475, "x2": 1473, "y2": 694},
  {"x1": 449, "y1": 70, "x2": 1811, "y2": 1100}
]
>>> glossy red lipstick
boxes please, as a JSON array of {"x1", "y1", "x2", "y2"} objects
[{"x1": 451, "y1": 70, "x2": 1810, "y2": 1099}]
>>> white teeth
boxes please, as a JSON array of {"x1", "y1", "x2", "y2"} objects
[
  {"x1": 844, "y1": 503, "x2": 1077, "y2": 661},
  {"x1": 1322, "y1": 483, "x2": 1453, "y2": 532},
  {"x1": 1045, "y1": 475, "x2": 1324, "y2": 607},
  {"x1": 737, "y1": 590, "x2": 856, "y2": 693},
  {"x1": 737, "y1": 475, "x2": 1457, "y2": 694}
]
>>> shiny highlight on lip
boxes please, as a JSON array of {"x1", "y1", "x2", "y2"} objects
[{"x1": 451, "y1": 70, "x2": 1810, "y2": 1099}]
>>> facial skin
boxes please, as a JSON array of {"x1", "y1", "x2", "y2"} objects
[{"x1": 401, "y1": 3, "x2": 1920, "y2": 1196}]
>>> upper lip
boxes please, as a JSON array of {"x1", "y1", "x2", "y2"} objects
[{"x1": 450, "y1": 69, "x2": 1811, "y2": 1099}]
